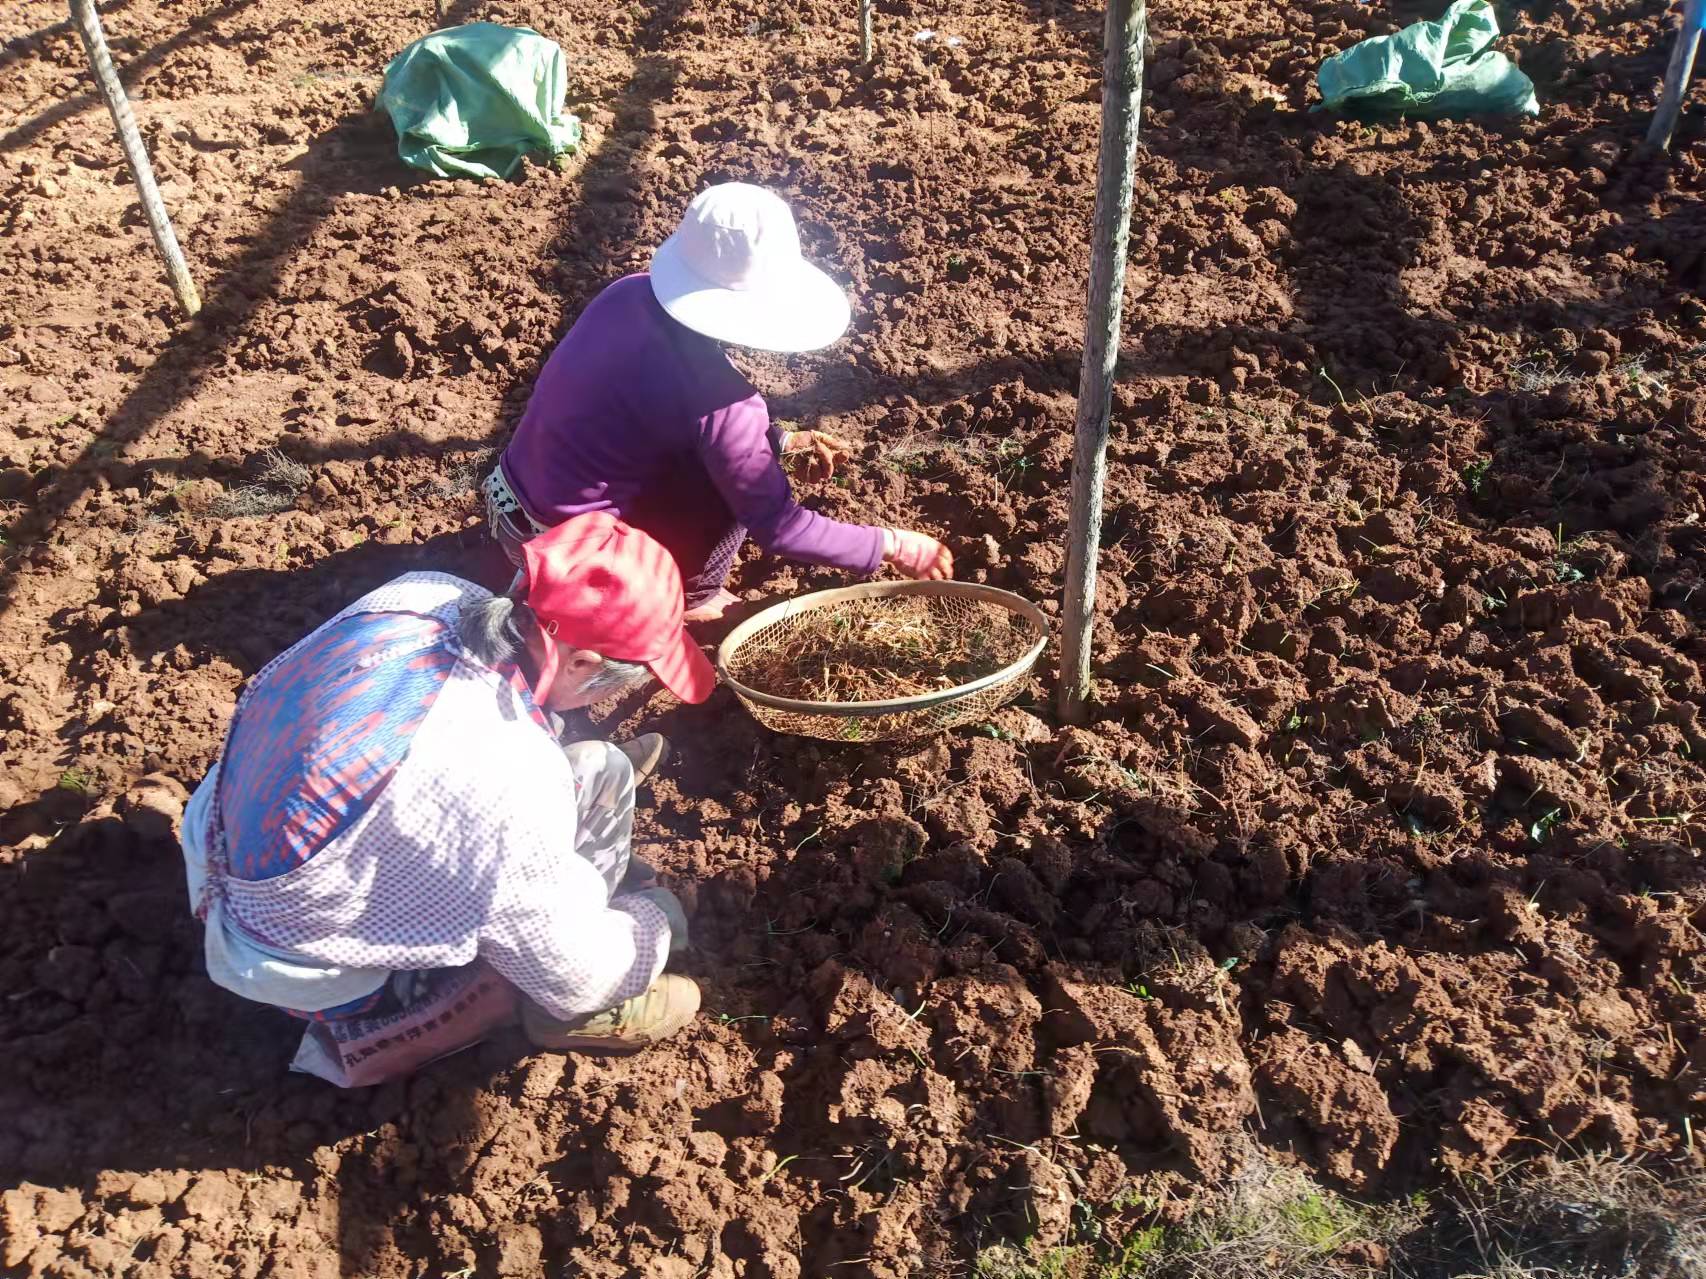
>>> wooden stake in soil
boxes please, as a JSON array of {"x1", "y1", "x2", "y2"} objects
[
  {"x1": 1648, "y1": 0, "x2": 1705, "y2": 151},
  {"x1": 860, "y1": 0, "x2": 874, "y2": 64},
  {"x1": 1058, "y1": 0, "x2": 1145, "y2": 725},
  {"x1": 68, "y1": 0, "x2": 201, "y2": 317}
]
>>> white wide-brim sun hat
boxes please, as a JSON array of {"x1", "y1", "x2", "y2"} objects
[{"x1": 649, "y1": 182, "x2": 852, "y2": 354}]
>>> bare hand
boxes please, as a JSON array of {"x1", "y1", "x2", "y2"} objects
[
  {"x1": 883, "y1": 528, "x2": 955, "y2": 581},
  {"x1": 783, "y1": 430, "x2": 851, "y2": 484}
]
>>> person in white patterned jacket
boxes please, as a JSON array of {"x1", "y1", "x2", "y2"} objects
[{"x1": 179, "y1": 512, "x2": 712, "y2": 1086}]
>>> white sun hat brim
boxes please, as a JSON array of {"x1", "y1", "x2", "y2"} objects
[{"x1": 649, "y1": 232, "x2": 852, "y2": 354}]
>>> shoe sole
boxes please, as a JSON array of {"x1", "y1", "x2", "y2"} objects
[
  {"x1": 524, "y1": 1011, "x2": 696, "y2": 1054},
  {"x1": 529, "y1": 1033, "x2": 652, "y2": 1055},
  {"x1": 523, "y1": 979, "x2": 699, "y2": 1054}
]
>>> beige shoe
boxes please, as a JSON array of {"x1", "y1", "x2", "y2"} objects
[
  {"x1": 683, "y1": 588, "x2": 739, "y2": 623},
  {"x1": 524, "y1": 975, "x2": 701, "y2": 1054},
  {"x1": 619, "y1": 733, "x2": 670, "y2": 785}
]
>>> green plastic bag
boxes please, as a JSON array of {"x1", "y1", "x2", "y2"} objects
[
  {"x1": 1316, "y1": 0, "x2": 1539, "y2": 119},
  {"x1": 378, "y1": 23, "x2": 582, "y2": 180}
]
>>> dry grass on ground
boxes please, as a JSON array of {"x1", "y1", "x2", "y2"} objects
[{"x1": 974, "y1": 1151, "x2": 1706, "y2": 1279}]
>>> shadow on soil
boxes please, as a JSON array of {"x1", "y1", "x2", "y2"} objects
[
  {"x1": 0, "y1": 100, "x2": 409, "y2": 628},
  {"x1": 1, "y1": 531, "x2": 513, "y2": 1278},
  {"x1": 0, "y1": 801, "x2": 538, "y2": 1275},
  {"x1": 0, "y1": 0, "x2": 261, "y2": 154}
]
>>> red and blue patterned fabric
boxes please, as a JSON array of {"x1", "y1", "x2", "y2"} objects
[
  {"x1": 215, "y1": 608, "x2": 463, "y2": 1021},
  {"x1": 218, "y1": 609, "x2": 458, "y2": 882},
  {"x1": 291, "y1": 985, "x2": 391, "y2": 1023}
]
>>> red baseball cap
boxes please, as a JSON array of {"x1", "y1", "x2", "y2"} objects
[{"x1": 519, "y1": 512, "x2": 716, "y2": 705}]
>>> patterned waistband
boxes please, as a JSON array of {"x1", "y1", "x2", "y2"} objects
[{"x1": 482, "y1": 465, "x2": 546, "y2": 534}]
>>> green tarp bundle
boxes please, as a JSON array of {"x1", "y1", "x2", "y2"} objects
[
  {"x1": 1316, "y1": 0, "x2": 1539, "y2": 120},
  {"x1": 378, "y1": 23, "x2": 582, "y2": 180}
]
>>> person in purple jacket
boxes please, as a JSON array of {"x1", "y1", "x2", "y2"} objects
[{"x1": 484, "y1": 182, "x2": 953, "y2": 622}]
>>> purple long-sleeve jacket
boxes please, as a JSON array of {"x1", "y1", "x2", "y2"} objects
[{"x1": 498, "y1": 274, "x2": 885, "y2": 575}]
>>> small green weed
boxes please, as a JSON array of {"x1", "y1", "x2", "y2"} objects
[
  {"x1": 1316, "y1": 365, "x2": 1350, "y2": 408},
  {"x1": 1107, "y1": 1225, "x2": 1164, "y2": 1270},
  {"x1": 58, "y1": 767, "x2": 95, "y2": 795},
  {"x1": 1551, "y1": 524, "x2": 1592, "y2": 583},
  {"x1": 1108, "y1": 1186, "x2": 1148, "y2": 1214},
  {"x1": 892, "y1": 451, "x2": 933, "y2": 476},
  {"x1": 1462, "y1": 457, "x2": 1492, "y2": 495},
  {"x1": 716, "y1": 1012, "x2": 769, "y2": 1026},
  {"x1": 995, "y1": 439, "x2": 1035, "y2": 488},
  {"x1": 1529, "y1": 807, "x2": 1564, "y2": 842},
  {"x1": 1616, "y1": 352, "x2": 1664, "y2": 399},
  {"x1": 1276, "y1": 1190, "x2": 1359, "y2": 1250}
]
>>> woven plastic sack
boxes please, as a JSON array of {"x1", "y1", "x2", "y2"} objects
[
  {"x1": 1316, "y1": 0, "x2": 1539, "y2": 119},
  {"x1": 378, "y1": 23, "x2": 582, "y2": 180},
  {"x1": 289, "y1": 962, "x2": 520, "y2": 1088}
]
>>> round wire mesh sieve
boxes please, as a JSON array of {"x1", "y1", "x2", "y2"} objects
[{"x1": 716, "y1": 581, "x2": 1048, "y2": 742}]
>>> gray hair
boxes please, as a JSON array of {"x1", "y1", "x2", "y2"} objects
[
  {"x1": 457, "y1": 594, "x2": 651, "y2": 699},
  {"x1": 578, "y1": 654, "x2": 653, "y2": 700}
]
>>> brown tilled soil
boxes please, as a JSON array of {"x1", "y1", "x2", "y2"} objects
[{"x1": 3, "y1": 0, "x2": 1705, "y2": 1275}]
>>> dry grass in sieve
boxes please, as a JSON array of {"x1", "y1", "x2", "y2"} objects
[{"x1": 727, "y1": 596, "x2": 1024, "y2": 704}]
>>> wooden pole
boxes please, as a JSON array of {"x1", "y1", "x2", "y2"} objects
[
  {"x1": 859, "y1": 0, "x2": 873, "y2": 63},
  {"x1": 1648, "y1": 0, "x2": 1705, "y2": 151},
  {"x1": 68, "y1": 0, "x2": 200, "y2": 317},
  {"x1": 1057, "y1": 0, "x2": 1145, "y2": 725}
]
